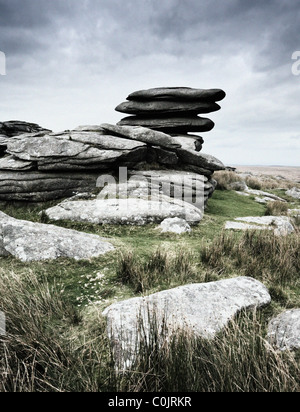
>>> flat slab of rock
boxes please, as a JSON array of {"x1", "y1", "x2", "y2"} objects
[
  {"x1": 44, "y1": 197, "x2": 203, "y2": 225},
  {"x1": 127, "y1": 87, "x2": 226, "y2": 102},
  {"x1": 115, "y1": 100, "x2": 221, "y2": 115},
  {"x1": 7, "y1": 134, "x2": 147, "y2": 171},
  {"x1": 225, "y1": 216, "x2": 295, "y2": 236},
  {"x1": 117, "y1": 116, "x2": 215, "y2": 133},
  {"x1": 0, "y1": 211, "x2": 114, "y2": 262},
  {"x1": 177, "y1": 148, "x2": 225, "y2": 171},
  {"x1": 100, "y1": 123, "x2": 181, "y2": 149},
  {"x1": 267, "y1": 309, "x2": 300, "y2": 351},
  {"x1": 102, "y1": 277, "x2": 271, "y2": 369},
  {"x1": 0, "y1": 155, "x2": 33, "y2": 171},
  {"x1": 245, "y1": 188, "x2": 286, "y2": 202}
]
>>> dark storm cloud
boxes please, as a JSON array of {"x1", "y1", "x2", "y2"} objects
[{"x1": 1, "y1": 0, "x2": 299, "y2": 68}]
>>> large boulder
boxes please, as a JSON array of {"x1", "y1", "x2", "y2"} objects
[
  {"x1": 102, "y1": 276, "x2": 271, "y2": 369},
  {"x1": 6, "y1": 133, "x2": 147, "y2": 171},
  {"x1": 44, "y1": 196, "x2": 203, "y2": 226},
  {"x1": 267, "y1": 309, "x2": 300, "y2": 351},
  {"x1": 0, "y1": 211, "x2": 114, "y2": 262}
]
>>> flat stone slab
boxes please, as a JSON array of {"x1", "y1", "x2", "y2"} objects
[
  {"x1": 44, "y1": 197, "x2": 203, "y2": 226},
  {"x1": 0, "y1": 155, "x2": 33, "y2": 171},
  {"x1": 0, "y1": 211, "x2": 114, "y2": 262},
  {"x1": 176, "y1": 148, "x2": 225, "y2": 171},
  {"x1": 100, "y1": 123, "x2": 181, "y2": 149},
  {"x1": 115, "y1": 100, "x2": 221, "y2": 115},
  {"x1": 118, "y1": 115, "x2": 215, "y2": 133},
  {"x1": 267, "y1": 309, "x2": 300, "y2": 351},
  {"x1": 102, "y1": 277, "x2": 271, "y2": 369},
  {"x1": 127, "y1": 87, "x2": 226, "y2": 102},
  {"x1": 225, "y1": 216, "x2": 295, "y2": 236}
]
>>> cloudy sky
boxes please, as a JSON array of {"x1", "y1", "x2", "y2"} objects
[{"x1": 0, "y1": 0, "x2": 299, "y2": 166}]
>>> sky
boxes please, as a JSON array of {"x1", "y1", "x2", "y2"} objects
[{"x1": 0, "y1": 0, "x2": 299, "y2": 166}]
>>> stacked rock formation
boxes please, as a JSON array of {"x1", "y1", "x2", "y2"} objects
[{"x1": 0, "y1": 87, "x2": 226, "y2": 223}]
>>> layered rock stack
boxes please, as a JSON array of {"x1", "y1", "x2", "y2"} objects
[
  {"x1": 0, "y1": 87, "x2": 226, "y2": 223},
  {"x1": 116, "y1": 87, "x2": 225, "y2": 134},
  {"x1": 115, "y1": 86, "x2": 226, "y2": 201}
]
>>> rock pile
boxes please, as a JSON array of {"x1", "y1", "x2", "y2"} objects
[{"x1": 116, "y1": 87, "x2": 225, "y2": 133}]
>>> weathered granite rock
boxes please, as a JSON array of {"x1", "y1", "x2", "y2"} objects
[
  {"x1": 225, "y1": 216, "x2": 295, "y2": 236},
  {"x1": 0, "y1": 121, "x2": 51, "y2": 157},
  {"x1": 0, "y1": 171, "x2": 98, "y2": 201},
  {"x1": 127, "y1": 87, "x2": 226, "y2": 102},
  {"x1": 7, "y1": 134, "x2": 147, "y2": 171},
  {"x1": 117, "y1": 116, "x2": 215, "y2": 133},
  {"x1": 267, "y1": 309, "x2": 300, "y2": 351},
  {"x1": 160, "y1": 217, "x2": 191, "y2": 234},
  {"x1": 116, "y1": 100, "x2": 221, "y2": 115},
  {"x1": 0, "y1": 121, "x2": 51, "y2": 137},
  {"x1": 177, "y1": 148, "x2": 225, "y2": 171},
  {"x1": 102, "y1": 276, "x2": 271, "y2": 369},
  {"x1": 0, "y1": 155, "x2": 33, "y2": 171},
  {"x1": 67, "y1": 131, "x2": 146, "y2": 151},
  {"x1": 0, "y1": 211, "x2": 114, "y2": 262},
  {"x1": 286, "y1": 187, "x2": 300, "y2": 200},
  {"x1": 44, "y1": 196, "x2": 203, "y2": 226},
  {"x1": 146, "y1": 146, "x2": 179, "y2": 165},
  {"x1": 100, "y1": 123, "x2": 181, "y2": 149}
]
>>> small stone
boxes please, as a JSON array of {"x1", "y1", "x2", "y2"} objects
[{"x1": 160, "y1": 217, "x2": 191, "y2": 234}]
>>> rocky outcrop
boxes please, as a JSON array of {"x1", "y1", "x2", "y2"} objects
[
  {"x1": 102, "y1": 276, "x2": 271, "y2": 369},
  {"x1": 0, "y1": 211, "x2": 114, "y2": 262},
  {"x1": 0, "y1": 88, "x2": 225, "y2": 220},
  {"x1": 0, "y1": 121, "x2": 51, "y2": 156}
]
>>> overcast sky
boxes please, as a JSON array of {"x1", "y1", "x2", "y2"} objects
[{"x1": 0, "y1": 0, "x2": 299, "y2": 166}]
